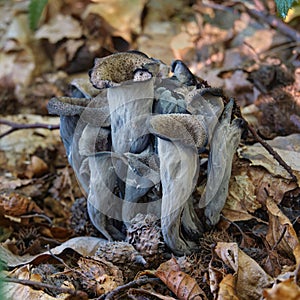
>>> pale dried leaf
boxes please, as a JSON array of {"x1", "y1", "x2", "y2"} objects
[
  {"x1": 214, "y1": 242, "x2": 273, "y2": 300},
  {"x1": 223, "y1": 172, "x2": 261, "y2": 222},
  {"x1": 85, "y1": 0, "x2": 147, "y2": 42},
  {"x1": 0, "y1": 236, "x2": 107, "y2": 268},
  {"x1": 217, "y1": 274, "x2": 239, "y2": 300},
  {"x1": 266, "y1": 198, "x2": 300, "y2": 258},
  {"x1": 238, "y1": 134, "x2": 300, "y2": 183},
  {"x1": 0, "y1": 115, "x2": 60, "y2": 170},
  {"x1": 263, "y1": 278, "x2": 300, "y2": 300},
  {"x1": 35, "y1": 14, "x2": 82, "y2": 43}
]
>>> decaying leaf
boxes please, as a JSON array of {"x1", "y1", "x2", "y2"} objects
[
  {"x1": 0, "y1": 192, "x2": 43, "y2": 217},
  {"x1": 266, "y1": 197, "x2": 300, "y2": 258},
  {"x1": 155, "y1": 257, "x2": 207, "y2": 300},
  {"x1": 0, "y1": 236, "x2": 108, "y2": 268},
  {"x1": 263, "y1": 278, "x2": 300, "y2": 300},
  {"x1": 217, "y1": 274, "x2": 239, "y2": 300},
  {"x1": 238, "y1": 133, "x2": 300, "y2": 183},
  {"x1": 214, "y1": 242, "x2": 273, "y2": 300},
  {"x1": 35, "y1": 14, "x2": 83, "y2": 44},
  {"x1": 76, "y1": 256, "x2": 123, "y2": 296}
]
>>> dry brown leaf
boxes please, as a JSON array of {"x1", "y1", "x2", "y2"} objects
[
  {"x1": 0, "y1": 236, "x2": 107, "y2": 268},
  {"x1": 238, "y1": 134, "x2": 300, "y2": 183},
  {"x1": 266, "y1": 197, "x2": 300, "y2": 258},
  {"x1": 155, "y1": 257, "x2": 207, "y2": 300},
  {"x1": 217, "y1": 274, "x2": 239, "y2": 300},
  {"x1": 0, "y1": 192, "x2": 43, "y2": 217},
  {"x1": 24, "y1": 155, "x2": 49, "y2": 179},
  {"x1": 214, "y1": 242, "x2": 273, "y2": 300},
  {"x1": 0, "y1": 115, "x2": 61, "y2": 172},
  {"x1": 76, "y1": 256, "x2": 123, "y2": 296},
  {"x1": 263, "y1": 278, "x2": 300, "y2": 300},
  {"x1": 84, "y1": 0, "x2": 146, "y2": 42},
  {"x1": 208, "y1": 261, "x2": 224, "y2": 298},
  {"x1": 223, "y1": 160, "x2": 297, "y2": 222},
  {"x1": 3, "y1": 265, "x2": 69, "y2": 300},
  {"x1": 35, "y1": 14, "x2": 82, "y2": 43},
  {"x1": 223, "y1": 171, "x2": 261, "y2": 222}
]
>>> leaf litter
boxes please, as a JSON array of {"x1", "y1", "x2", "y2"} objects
[{"x1": 0, "y1": 0, "x2": 300, "y2": 299}]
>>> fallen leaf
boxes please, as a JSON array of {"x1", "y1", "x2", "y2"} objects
[
  {"x1": 155, "y1": 257, "x2": 207, "y2": 300},
  {"x1": 214, "y1": 242, "x2": 273, "y2": 300},
  {"x1": 35, "y1": 14, "x2": 83, "y2": 43},
  {"x1": 239, "y1": 134, "x2": 300, "y2": 183},
  {"x1": 0, "y1": 236, "x2": 107, "y2": 268},
  {"x1": 0, "y1": 192, "x2": 43, "y2": 217},
  {"x1": 266, "y1": 197, "x2": 299, "y2": 258},
  {"x1": 84, "y1": 0, "x2": 146, "y2": 42},
  {"x1": 76, "y1": 256, "x2": 123, "y2": 296},
  {"x1": 217, "y1": 274, "x2": 239, "y2": 300},
  {"x1": 24, "y1": 155, "x2": 49, "y2": 178},
  {"x1": 263, "y1": 278, "x2": 300, "y2": 300}
]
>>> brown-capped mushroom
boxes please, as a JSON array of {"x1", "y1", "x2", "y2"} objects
[{"x1": 89, "y1": 51, "x2": 159, "y2": 89}]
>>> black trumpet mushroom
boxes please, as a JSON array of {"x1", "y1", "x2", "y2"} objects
[{"x1": 48, "y1": 51, "x2": 244, "y2": 255}]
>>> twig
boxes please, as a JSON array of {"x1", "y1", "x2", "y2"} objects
[
  {"x1": 0, "y1": 119, "x2": 59, "y2": 139},
  {"x1": 2, "y1": 277, "x2": 87, "y2": 298},
  {"x1": 97, "y1": 277, "x2": 161, "y2": 300},
  {"x1": 272, "y1": 224, "x2": 288, "y2": 251},
  {"x1": 200, "y1": 0, "x2": 300, "y2": 42},
  {"x1": 247, "y1": 124, "x2": 297, "y2": 182},
  {"x1": 245, "y1": 4, "x2": 300, "y2": 42}
]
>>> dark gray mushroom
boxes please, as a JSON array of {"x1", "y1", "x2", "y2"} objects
[
  {"x1": 87, "y1": 152, "x2": 125, "y2": 240},
  {"x1": 107, "y1": 78, "x2": 155, "y2": 154},
  {"x1": 122, "y1": 150, "x2": 161, "y2": 223},
  {"x1": 185, "y1": 88, "x2": 224, "y2": 142},
  {"x1": 199, "y1": 99, "x2": 245, "y2": 225},
  {"x1": 149, "y1": 113, "x2": 207, "y2": 255},
  {"x1": 171, "y1": 60, "x2": 197, "y2": 86}
]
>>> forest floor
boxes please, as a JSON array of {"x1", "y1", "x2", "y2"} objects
[{"x1": 0, "y1": 0, "x2": 300, "y2": 299}]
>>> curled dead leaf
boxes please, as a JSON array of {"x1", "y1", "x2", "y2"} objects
[
  {"x1": 263, "y1": 278, "x2": 300, "y2": 300},
  {"x1": 0, "y1": 192, "x2": 43, "y2": 217},
  {"x1": 155, "y1": 257, "x2": 207, "y2": 300},
  {"x1": 266, "y1": 197, "x2": 300, "y2": 259},
  {"x1": 25, "y1": 155, "x2": 49, "y2": 178},
  {"x1": 218, "y1": 274, "x2": 239, "y2": 300},
  {"x1": 214, "y1": 242, "x2": 273, "y2": 300}
]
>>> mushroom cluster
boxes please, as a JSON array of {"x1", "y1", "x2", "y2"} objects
[{"x1": 48, "y1": 51, "x2": 245, "y2": 255}]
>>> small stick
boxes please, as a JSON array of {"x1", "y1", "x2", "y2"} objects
[
  {"x1": 200, "y1": 0, "x2": 300, "y2": 42},
  {"x1": 247, "y1": 124, "x2": 297, "y2": 182},
  {"x1": 2, "y1": 277, "x2": 87, "y2": 298},
  {"x1": 97, "y1": 277, "x2": 161, "y2": 300},
  {"x1": 0, "y1": 119, "x2": 59, "y2": 139}
]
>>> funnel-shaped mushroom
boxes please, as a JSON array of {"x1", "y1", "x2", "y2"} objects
[
  {"x1": 87, "y1": 152, "x2": 126, "y2": 240},
  {"x1": 122, "y1": 150, "x2": 161, "y2": 223},
  {"x1": 107, "y1": 78, "x2": 155, "y2": 154},
  {"x1": 149, "y1": 114, "x2": 207, "y2": 255},
  {"x1": 186, "y1": 88, "x2": 224, "y2": 142},
  {"x1": 199, "y1": 99, "x2": 245, "y2": 225}
]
